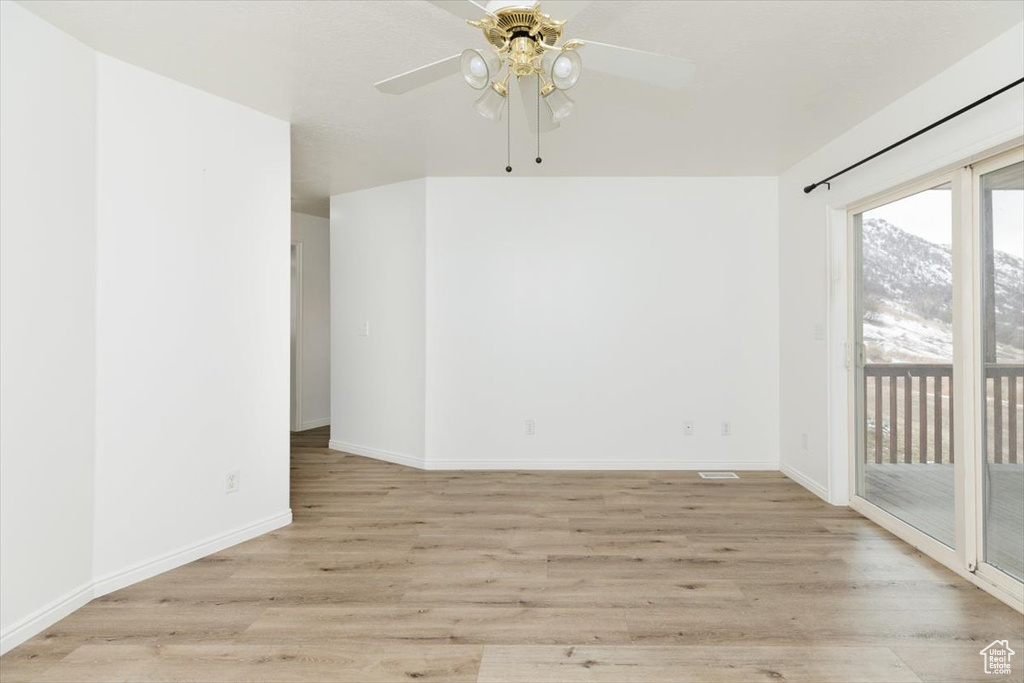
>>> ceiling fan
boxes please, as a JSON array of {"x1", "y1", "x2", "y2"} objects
[{"x1": 374, "y1": 0, "x2": 696, "y2": 171}]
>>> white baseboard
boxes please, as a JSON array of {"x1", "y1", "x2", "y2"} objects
[
  {"x1": 0, "y1": 510, "x2": 291, "y2": 656},
  {"x1": 428, "y1": 459, "x2": 779, "y2": 471},
  {"x1": 329, "y1": 440, "x2": 427, "y2": 469},
  {"x1": 327, "y1": 443, "x2": 775, "y2": 473},
  {"x1": 298, "y1": 418, "x2": 330, "y2": 431},
  {"x1": 0, "y1": 581, "x2": 93, "y2": 656},
  {"x1": 92, "y1": 510, "x2": 292, "y2": 597},
  {"x1": 780, "y1": 463, "x2": 832, "y2": 503}
]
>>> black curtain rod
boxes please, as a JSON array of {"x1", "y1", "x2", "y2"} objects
[{"x1": 803, "y1": 77, "x2": 1024, "y2": 194}]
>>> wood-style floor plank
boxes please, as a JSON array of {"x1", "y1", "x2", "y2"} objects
[
  {"x1": 1, "y1": 425, "x2": 1021, "y2": 683},
  {"x1": 477, "y1": 645, "x2": 923, "y2": 683}
]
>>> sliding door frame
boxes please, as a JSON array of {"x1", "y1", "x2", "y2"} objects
[
  {"x1": 845, "y1": 151, "x2": 1024, "y2": 612},
  {"x1": 970, "y1": 146, "x2": 1024, "y2": 600},
  {"x1": 846, "y1": 170, "x2": 963, "y2": 577}
]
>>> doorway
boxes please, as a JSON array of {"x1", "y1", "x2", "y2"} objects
[{"x1": 290, "y1": 242, "x2": 303, "y2": 432}]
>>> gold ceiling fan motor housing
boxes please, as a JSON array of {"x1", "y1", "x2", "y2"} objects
[{"x1": 470, "y1": 5, "x2": 578, "y2": 91}]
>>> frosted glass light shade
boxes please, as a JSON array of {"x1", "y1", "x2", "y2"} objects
[
  {"x1": 460, "y1": 48, "x2": 500, "y2": 90},
  {"x1": 542, "y1": 87, "x2": 575, "y2": 122},
  {"x1": 543, "y1": 49, "x2": 582, "y2": 90},
  {"x1": 474, "y1": 83, "x2": 508, "y2": 121}
]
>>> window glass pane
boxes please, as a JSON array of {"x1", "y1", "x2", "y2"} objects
[
  {"x1": 980, "y1": 160, "x2": 1024, "y2": 582},
  {"x1": 856, "y1": 183, "x2": 955, "y2": 548}
]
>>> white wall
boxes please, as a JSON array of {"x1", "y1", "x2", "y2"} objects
[
  {"x1": 0, "y1": 7, "x2": 291, "y2": 653},
  {"x1": 426, "y1": 177, "x2": 779, "y2": 469},
  {"x1": 0, "y1": 1, "x2": 97, "y2": 646},
  {"x1": 291, "y1": 213, "x2": 331, "y2": 430},
  {"x1": 330, "y1": 177, "x2": 779, "y2": 470},
  {"x1": 93, "y1": 54, "x2": 291, "y2": 582},
  {"x1": 330, "y1": 180, "x2": 426, "y2": 466},
  {"x1": 778, "y1": 23, "x2": 1024, "y2": 503}
]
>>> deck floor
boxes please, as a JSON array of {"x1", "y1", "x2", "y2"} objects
[{"x1": 865, "y1": 463, "x2": 1024, "y2": 579}]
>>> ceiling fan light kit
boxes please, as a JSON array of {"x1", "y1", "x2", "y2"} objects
[
  {"x1": 375, "y1": 1, "x2": 697, "y2": 172},
  {"x1": 460, "y1": 48, "x2": 501, "y2": 90},
  {"x1": 543, "y1": 48, "x2": 582, "y2": 90},
  {"x1": 460, "y1": 3, "x2": 581, "y2": 139},
  {"x1": 543, "y1": 87, "x2": 574, "y2": 123},
  {"x1": 473, "y1": 80, "x2": 508, "y2": 120}
]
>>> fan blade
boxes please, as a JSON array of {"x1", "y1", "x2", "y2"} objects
[
  {"x1": 374, "y1": 54, "x2": 462, "y2": 95},
  {"x1": 425, "y1": 0, "x2": 490, "y2": 21},
  {"x1": 517, "y1": 75, "x2": 559, "y2": 133},
  {"x1": 537, "y1": 1, "x2": 591, "y2": 20},
  {"x1": 484, "y1": 1, "x2": 590, "y2": 20},
  {"x1": 576, "y1": 40, "x2": 696, "y2": 90}
]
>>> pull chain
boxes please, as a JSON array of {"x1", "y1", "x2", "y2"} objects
[
  {"x1": 505, "y1": 99, "x2": 512, "y2": 173},
  {"x1": 536, "y1": 76, "x2": 542, "y2": 164}
]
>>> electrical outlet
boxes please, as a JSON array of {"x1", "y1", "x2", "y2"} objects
[
  {"x1": 524, "y1": 419, "x2": 536, "y2": 436},
  {"x1": 801, "y1": 433, "x2": 809, "y2": 450},
  {"x1": 358, "y1": 321, "x2": 370, "y2": 337},
  {"x1": 225, "y1": 470, "x2": 240, "y2": 494},
  {"x1": 721, "y1": 421, "x2": 732, "y2": 436},
  {"x1": 683, "y1": 421, "x2": 694, "y2": 436}
]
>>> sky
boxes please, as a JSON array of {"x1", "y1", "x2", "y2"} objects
[{"x1": 864, "y1": 187, "x2": 1023, "y2": 258}]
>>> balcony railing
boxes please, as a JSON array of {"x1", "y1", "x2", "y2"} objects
[{"x1": 863, "y1": 363, "x2": 1023, "y2": 465}]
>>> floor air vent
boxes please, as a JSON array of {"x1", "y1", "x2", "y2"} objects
[{"x1": 699, "y1": 472, "x2": 739, "y2": 479}]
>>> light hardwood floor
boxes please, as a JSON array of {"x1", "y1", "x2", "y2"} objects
[{"x1": 1, "y1": 426, "x2": 1021, "y2": 682}]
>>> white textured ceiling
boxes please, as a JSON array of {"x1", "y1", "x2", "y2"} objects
[{"x1": 20, "y1": 0, "x2": 1024, "y2": 217}]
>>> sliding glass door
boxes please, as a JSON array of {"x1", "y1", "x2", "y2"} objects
[
  {"x1": 853, "y1": 181, "x2": 956, "y2": 547},
  {"x1": 977, "y1": 153, "x2": 1024, "y2": 583},
  {"x1": 850, "y1": 146, "x2": 1024, "y2": 606}
]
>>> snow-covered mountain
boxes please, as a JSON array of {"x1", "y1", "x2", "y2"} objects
[{"x1": 861, "y1": 218, "x2": 1024, "y2": 363}]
